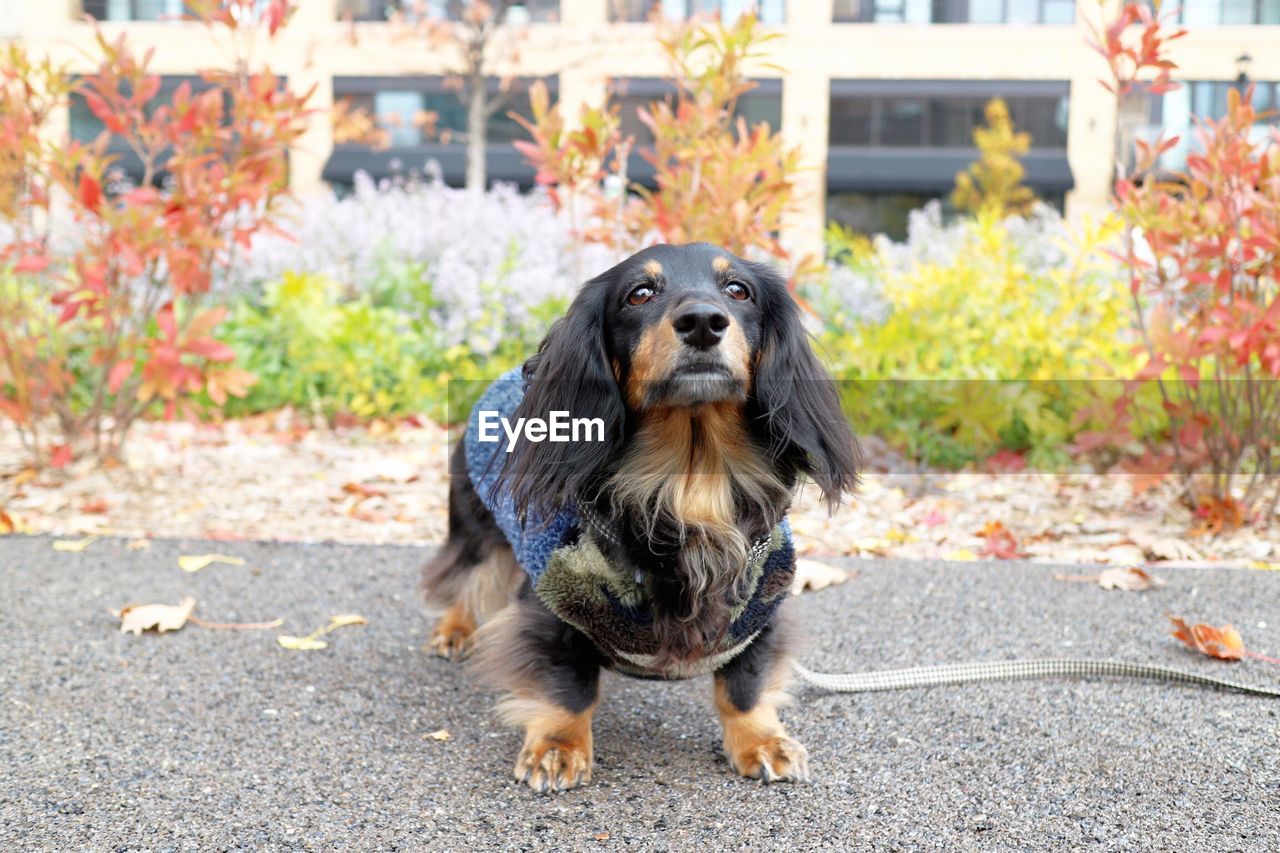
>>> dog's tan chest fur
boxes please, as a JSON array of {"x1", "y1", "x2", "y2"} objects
[{"x1": 609, "y1": 404, "x2": 784, "y2": 539}]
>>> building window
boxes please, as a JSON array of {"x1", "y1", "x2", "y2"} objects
[
  {"x1": 334, "y1": 76, "x2": 547, "y2": 148},
  {"x1": 829, "y1": 84, "x2": 1069, "y2": 149},
  {"x1": 70, "y1": 75, "x2": 218, "y2": 143},
  {"x1": 833, "y1": 0, "x2": 1073, "y2": 23},
  {"x1": 609, "y1": 77, "x2": 782, "y2": 147},
  {"x1": 81, "y1": 0, "x2": 190, "y2": 21},
  {"x1": 340, "y1": 0, "x2": 561, "y2": 23},
  {"x1": 609, "y1": 1, "x2": 786, "y2": 24},
  {"x1": 1127, "y1": 79, "x2": 1280, "y2": 172},
  {"x1": 1175, "y1": 0, "x2": 1280, "y2": 24}
]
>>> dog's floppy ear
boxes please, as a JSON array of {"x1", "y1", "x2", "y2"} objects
[
  {"x1": 750, "y1": 262, "x2": 861, "y2": 509},
  {"x1": 502, "y1": 275, "x2": 626, "y2": 520}
]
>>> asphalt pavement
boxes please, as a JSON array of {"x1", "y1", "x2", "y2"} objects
[{"x1": 1, "y1": 535, "x2": 1278, "y2": 851}]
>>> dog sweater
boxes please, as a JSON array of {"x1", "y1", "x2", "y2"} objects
[{"x1": 465, "y1": 369, "x2": 796, "y2": 679}]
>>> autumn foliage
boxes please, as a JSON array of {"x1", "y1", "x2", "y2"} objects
[
  {"x1": 1091, "y1": 2, "x2": 1280, "y2": 524},
  {"x1": 512, "y1": 12, "x2": 811, "y2": 275},
  {"x1": 951, "y1": 98, "x2": 1036, "y2": 218},
  {"x1": 0, "y1": 0, "x2": 309, "y2": 465}
]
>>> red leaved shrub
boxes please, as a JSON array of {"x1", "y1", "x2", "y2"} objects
[
  {"x1": 0, "y1": 0, "x2": 309, "y2": 465},
  {"x1": 1093, "y1": 3, "x2": 1280, "y2": 524},
  {"x1": 512, "y1": 12, "x2": 813, "y2": 277}
]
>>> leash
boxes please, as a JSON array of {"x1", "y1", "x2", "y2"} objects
[{"x1": 792, "y1": 658, "x2": 1280, "y2": 697}]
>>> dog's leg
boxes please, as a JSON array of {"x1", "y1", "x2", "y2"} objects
[
  {"x1": 473, "y1": 593, "x2": 604, "y2": 793},
  {"x1": 422, "y1": 443, "x2": 519, "y2": 659},
  {"x1": 712, "y1": 620, "x2": 810, "y2": 783}
]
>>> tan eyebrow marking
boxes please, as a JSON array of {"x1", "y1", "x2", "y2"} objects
[
  {"x1": 643, "y1": 260, "x2": 663, "y2": 278},
  {"x1": 712, "y1": 256, "x2": 732, "y2": 274}
]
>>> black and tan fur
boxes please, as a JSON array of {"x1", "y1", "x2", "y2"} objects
[{"x1": 422, "y1": 243, "x2": 859, "y2": 792}]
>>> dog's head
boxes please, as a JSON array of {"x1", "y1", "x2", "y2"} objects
[{"x1": 504, "y1": 243, "x2": 860, "y2": 519}]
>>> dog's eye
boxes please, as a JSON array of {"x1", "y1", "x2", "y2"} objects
[
  {"x1": 627, "y1": 285, "x2": 656, "y2": 306},
  {"x1": 723, "y1": 281, "x2": 750, "y2": 301}
]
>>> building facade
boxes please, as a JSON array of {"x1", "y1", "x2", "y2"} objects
[{"x1": 4, "y1": 0, "x2": 1278, "y2": 253}]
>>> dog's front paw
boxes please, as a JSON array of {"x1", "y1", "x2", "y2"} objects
[
  {"x1": 726, "y1": 733, "x2": 811, "y2": 784},
  {"x1": 514, "y1": 738, "x2": 592, "y2": 793},
  {"x1": 426, "y1": 603, "x2": 475, "y2": 659}
]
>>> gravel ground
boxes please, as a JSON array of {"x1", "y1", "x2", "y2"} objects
[{"x1": 2, "y1": 535, "x2": 1278, "y2": 851}]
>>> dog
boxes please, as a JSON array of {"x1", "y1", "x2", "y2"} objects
[{"x1": 422, "y1": 242, "x2": 859, "y2": 792}]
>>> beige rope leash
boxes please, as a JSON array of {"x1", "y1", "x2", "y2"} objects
[{"x1": 793, "y1": 658, "x2": 1280, "y2": 697}]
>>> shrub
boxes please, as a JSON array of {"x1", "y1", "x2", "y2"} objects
[
  {"x1": 814, "y1": 205, "x2": 1136, "y2": 468},
  {"x1": 0, "y1": 1, "x2": 308, "y2": 465},
  {"x1": 220, "y1": 270, "x2": 565, "y2": 423},
  {"x1": 233, "y1": 173, "x2": 620, "y2": 354},
  {"x1": 951, "y1": 97, "x2": 1037, "y2": 218},
  {"x1": 512, "y1": 12, "x2": 814, "y2": 276},
  {"x1": 1094, "y1": 2, "x2": 1280, "y2": 524}
]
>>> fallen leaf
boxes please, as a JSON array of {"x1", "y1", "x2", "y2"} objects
[
  {"x1": 7, "y1": 468, "x2": 38, "y2": 488},
  {"x1": 0, "y1": 508, "x2": 16, "y2": 535},
  {"x1": 791, "y1": 559, "x2": 855, "y2": 595},
  {"x1": 341, "y1": 481, "x2": 388, "y2": 500},
  {"x1": 1168, "y1": 614, "x2": 1244, "y2": 661},
  {"x1": 277, "y1": 635, "x2": 329, "y2": 651},
  {"x1": 81, "y1": 498, "x2": 110, "y2": 514},
  {"x1": 595, "y1": 832, "x2": 611, "y2": 841},
  {"x1": 1098, "y1": 566, "x2": 1165, "y2": 592},
  {"x1": 945, "y1": 548, "x2": 979, "y2": 562},
  {"x1": 178, "y1": 553, "x2": 247, "y2": 573},
  {"x1": 276, "y1": 612, "x2": 367, "y2": 651},
  {"x1": 977, "y1": 520, "x2": 1025, "y2": 559},
  {"x1": 115, "y1": 596, "x2": 197, "y2": 636},
  {"x1": 426, "y1": 728, "x2": 451, "y2": 741},
  {"x1": 127, "y1": 539, "x2": 152, "y2": 551},
  {"x1": 1146, "y1": 537, "x2": 1203, "y2": 562},
  {"x1": 1189, "y1": 496, "x2": 1245, "y2": 537},
  {"x1": 348, "y1": 507, "x2": 388, "y2": 524},
  {"x1": 922, "y1": 509, "x2": 948, "y2": 527},
  {"x1": 53, "y1": 535, "x2": 99, "y2": 552},
  {"x1": 49, "y1": 443, "x2": 73, "y2": 468},
  {"x1": 1248, "y1": 560, "x2": 1280, "y2": 571}
]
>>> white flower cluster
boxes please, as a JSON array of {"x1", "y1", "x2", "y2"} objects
[{"x1": 230, "y1": 170, "x2": 624, "y2": 352}]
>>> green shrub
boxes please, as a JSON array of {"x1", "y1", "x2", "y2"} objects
[
  {"x1": 815, "y1": 206, "x2": 1139, "y2": 468},
  {"x1": 220, "y1": 271, "x2": 562, "y2": 423}
]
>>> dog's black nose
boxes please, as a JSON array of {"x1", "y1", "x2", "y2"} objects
[{"x1": 672, "y1": 302, "x2": 729, "y2": 349}]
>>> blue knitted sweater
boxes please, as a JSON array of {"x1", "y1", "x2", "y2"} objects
[{"x1": 465, "y1": 368, "x2": 796, "y2": 678}]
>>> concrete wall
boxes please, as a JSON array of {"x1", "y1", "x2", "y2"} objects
[{"x1": 5, "y1": 0, "x2": 1275, "y2": 258}]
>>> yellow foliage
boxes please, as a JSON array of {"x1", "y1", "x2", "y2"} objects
[
  {"x1": 952, "y1": 98, "x2": 1037, "y2": 218},
  {"x1": 820, "y1": 211, "x2": 1138, "y2": 466}
]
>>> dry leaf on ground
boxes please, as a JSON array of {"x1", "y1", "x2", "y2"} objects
[
  {"x1": 0, "y1": 508, "x2": 16, "y2": 535},
  {"x1": 178, "y1": 553, "x2": 247, "y2": 573},
  {"x1": 81, "y1": 498, "x2": 109, "y2": 514},
  {"x1": 115, "y1": 596, "x2": 197, "y2": 635},
  {"x1": 1057, "y1": 567, "x2": 1166, "y2": 591},
  {"x1": 277, "y1": 613, "x2": 368, "y2": 651},
  {"x1": 977, "y1": 520, "x2": 1025, "y2": 559},
  {"x1": 277, "y1": 634, "x2": 329, "y2": 650},
  {"x1": 1168, "y1": 615, "x2": 1245, "y2": 661},
  {"x1": 1099, "y1": 566, "x2": 1165, "y2": 591},
  {"x1": 791, "y1": 559, "x2": 855, "y2": 595},
  {"x1": 53, "y1": 536, "x2": 99, "y2": 552},
  {"x1": 341, "y1": 482, "x2": 388, "y2": 500},
  {"x1": 1146, "y1": 537, "x2": 1203, "y2": 562},
  {"x1": 425, "y1": 729, "x2": 451, "y2": 741}
]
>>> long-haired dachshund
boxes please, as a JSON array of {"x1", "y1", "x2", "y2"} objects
[{"x1": 422, "y1": 243, "x2": 859, "y2": 792}]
